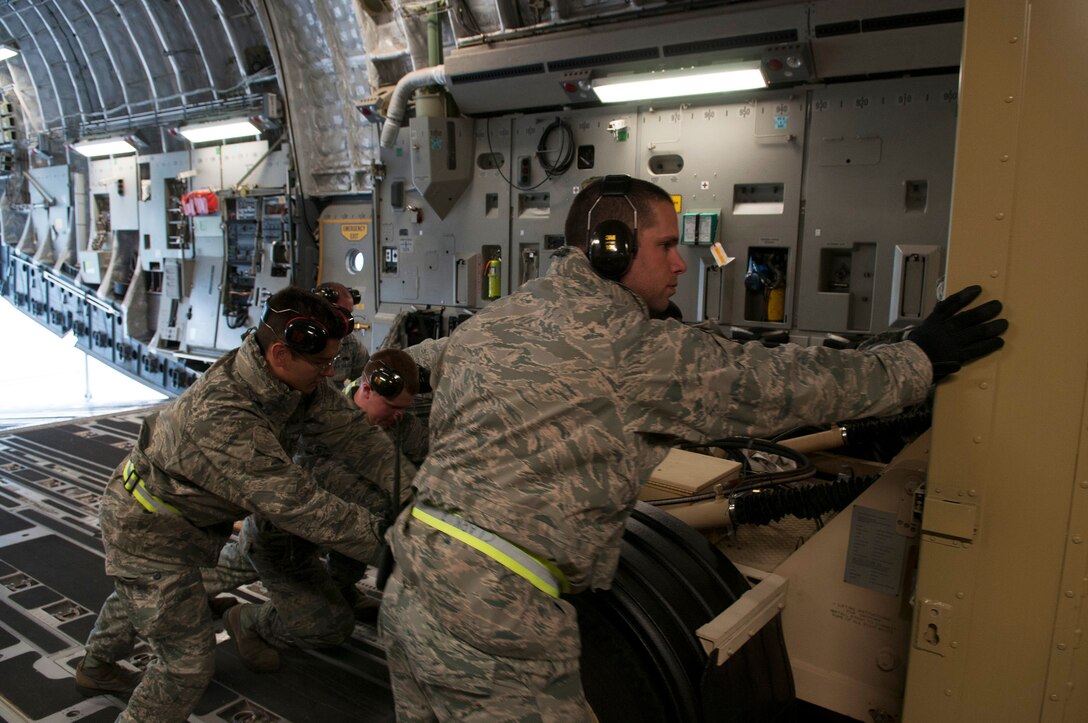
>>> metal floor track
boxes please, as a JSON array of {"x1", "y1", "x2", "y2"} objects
[{"x1": 0, "y1": 407, "x2": 395, "y2": 722}]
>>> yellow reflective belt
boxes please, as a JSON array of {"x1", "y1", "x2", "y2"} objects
[
  {"x1": 411, "y1": 504, "x2": 568, "y2": 598},
  {"x1": 343, "y1": 378, "x2": 360, "y2": 398},
  {"x1": 122, "y1": 460, "x2": 182, "y2": 517}
]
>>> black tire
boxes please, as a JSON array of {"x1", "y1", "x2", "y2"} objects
[{"x1": 576, "y1": 503, "x2": 795, "y2": 723}]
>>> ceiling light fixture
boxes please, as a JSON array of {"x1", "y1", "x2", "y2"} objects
[
  {"x1": 0, "y1": 45, "x2": 18, "y2": 62},
  {"x1": 591, "y1": 62, "x2": 766, "y2": 104},
  {"x1": 176, "y1": 118, "x2": 261, "y2": 144},
  {"x1": 71, "y1": 137, "x2": 139, "y2": 158}
]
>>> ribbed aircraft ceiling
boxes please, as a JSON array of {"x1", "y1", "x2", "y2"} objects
[
  {"x1": 0, "y1": 0, "x2": 956, "y2": 198},
  {"x1": 0, "y1": 0, "x2": 743, "y2": 136},
  {"x1": 0, "y1": 0, "x2": 270, "y2": 141}
]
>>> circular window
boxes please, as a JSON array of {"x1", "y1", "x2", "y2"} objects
[{"x1": 346, "y1": 249, "x2": 365, "y2": 274}]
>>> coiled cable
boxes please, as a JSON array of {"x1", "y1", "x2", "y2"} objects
[{"x1": 536, "y1": 117, "x2": 575, "y2": 177}]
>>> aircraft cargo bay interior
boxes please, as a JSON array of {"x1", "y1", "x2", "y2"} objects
[{"x1": 0, "y1": 1, "x2": 1084, "y2": 722}]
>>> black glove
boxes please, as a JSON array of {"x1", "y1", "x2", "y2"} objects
[{"x1": 908, "y1": 285, "x2": 1008, "y2": 383}]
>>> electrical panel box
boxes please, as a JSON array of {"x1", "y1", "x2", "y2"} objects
[
  {"x1": 637, "y1": 95, "x2": 805, "y2": 327},
  {"x1": 796, "y1": 75, "x2": 957, "y2": 334},
  {"x1": 698, "y1": 213, "x2": 719, "y2": 245},
  {"x1": 681, "y1": 212, "x2": 721, "y2": 246},
  {"x1": 682, "y1": 213, "x2": 699, "y2": 245},
  {"x1": 889, "y1": 244, "x2": 942, "y2": 325}
]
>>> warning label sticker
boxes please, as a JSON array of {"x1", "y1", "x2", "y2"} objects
[{"x1": 340, "y1": 223, "x2": 369, "y2": 241}]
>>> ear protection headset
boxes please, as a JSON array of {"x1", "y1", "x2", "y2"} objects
[
  {"x1": 262, "y1": 301, "x2": 351, "y2": 356},
  {"x1": 312, "y1": 285, "x2": 361, "y2": 306},
  {"x1": 586, "y1": 175, "x2": 638, "y2": 280},
  {"x1": 365, "y1": 360, "x2": 405, "y2": 399},
  {"x1": 312, "y1": 286, "x2": 358, "y2": 332}
]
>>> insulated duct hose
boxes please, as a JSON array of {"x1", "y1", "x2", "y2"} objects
[
  {"x1": 779, "y1": 399, "x2": 934, "y2": 455},
  {"x1": 729, "y1": 473, "x2": 880, "y2": 526},
  {"x1": 839, "y1": 398, "x2": 933, "y2": 448},
  {"x1": 379, "y1": 65, "x2": 448, "y2": 148}
]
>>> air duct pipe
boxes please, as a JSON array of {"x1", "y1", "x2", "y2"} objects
[{"x1": 379, "y1": 64, "x2": 447, "y2": 148}]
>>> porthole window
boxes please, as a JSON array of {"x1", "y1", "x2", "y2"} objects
[{"x1": 346, "y1": 249, "x2": 365, "y2": 274}]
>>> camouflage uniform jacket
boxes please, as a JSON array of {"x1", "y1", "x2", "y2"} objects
[
  {"x1": 331, "y1": 331, "x2": 370, "y2": 388},
  {"x1": 100, "y1": 335, "x2": 400, "y2": 575},
  {"x1": 392, "y1": 247, "x2": 932, "y2": 598}
]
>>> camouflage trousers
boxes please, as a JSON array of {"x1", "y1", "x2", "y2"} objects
[
  {"x1": 202, "y1": 513, "x2": 367, "y2": 649},
  {"x1": 245, "y1": 515, "x2": 362, "y2": 648},
  {"x1": 200, "y1": 519, "x2": 260, "y2": 596},
  {"x1": 86, "y1": 565, "x2": 215, "y2": 723},
  {"x1": 379, "y1": 569, "x2": 591, "y2": 722},
  {"x1": 238, "y1": 460, "x2": 387, "y2": 647},
  {"x1": 205, "y1": 464, "x2": 384, "y2": 648}
]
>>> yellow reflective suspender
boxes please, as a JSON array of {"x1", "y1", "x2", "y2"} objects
[
  {"x1": 344, "y1": 377, "x2": 361, "y2": 398},
  {"x1": 411, "y1": 504, "x2": 569, "y2": 598},
  {"x1": 122, "y1": 460, "x2": 182, "y2": 516}
]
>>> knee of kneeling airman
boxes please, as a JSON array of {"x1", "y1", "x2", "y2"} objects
[
  {"x1": 288, "y1": 609, "x2": 354, "y2": 648},
  {"x1": 176, "y1": 656, "x2": 216, "y2": 691}
]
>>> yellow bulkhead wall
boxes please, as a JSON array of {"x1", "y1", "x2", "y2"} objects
[{"x1": 904, "y1": 1, "x2": 1088, "y2": 721}]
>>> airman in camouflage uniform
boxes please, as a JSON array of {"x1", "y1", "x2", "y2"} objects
[
  {"x1": 77, "y1": 287, "x2": 403, "y2": 723},
  {"x1": 202, "y1": 348, "x2": 431, "y2": 626},
  {"x1": 306, "y1": 348, "x2": 430, "y2": 605},
  {"x1": 343, "y1": 349, "x2": 430, "y2": 466},
  {"x1": 199, "y1": 288, "x2": 390, "y2": 612},
  {"x1": 315, "y1": 281, "x2": 371, "y2": 388},
  {"x1": 378, "y1": 176, "x2": 1006, "y2": 720}
]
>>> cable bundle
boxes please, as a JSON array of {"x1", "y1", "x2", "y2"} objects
[
  {"x1": 536, "y1": 117, "x2": 574, "y2": 178},
  {"x1": 729, "y1": 473, "x2": 879, "y2": 526}
]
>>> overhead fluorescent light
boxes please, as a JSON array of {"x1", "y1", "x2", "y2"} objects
[
  {"x1": 71, "y1": 137, "x2": 138, "y2": 158},
  {"x1": 592, "y1": 62, "x2": 766, "y2": 104},
  {"x1": 176, "y1": 119, "x2": 261, "y2": 144},
  {"x1": 0, "y1": 45, "x2": 18, "y2": 62}
]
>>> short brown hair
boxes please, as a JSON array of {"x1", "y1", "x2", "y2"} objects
[
  {"x1": 364, "y1": 348, "x2": 420, "y2": 395},
  {"x1": 315, "y1": 282, "x2": 353, "y2": 312},
  {"x1": 564, "y1": 176, "x2": 674, "y2": 251},
  {"x1": 256, "y1": 286, "x2": 350, "y2": 352}
]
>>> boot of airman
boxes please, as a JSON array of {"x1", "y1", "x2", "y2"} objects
[
  {"x1": 225, "y1": 604, "x2": 281, "y2": 673},
  {"x1": 74, "y1": 654, "x2": 141, "y2": 696}
]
